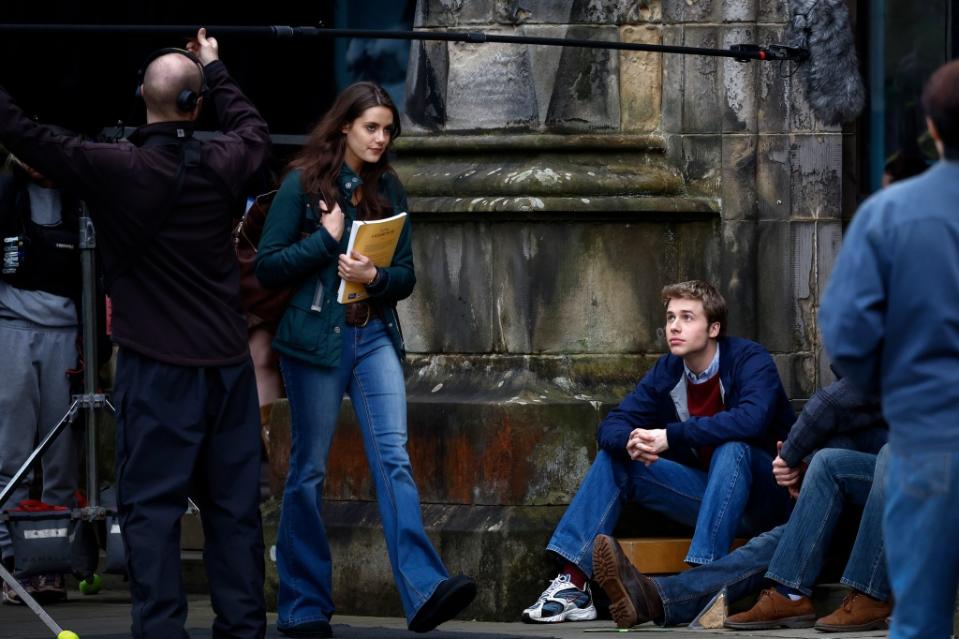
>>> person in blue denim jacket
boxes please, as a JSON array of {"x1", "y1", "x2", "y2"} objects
[
  {"x1": 522, "y1": 280, "x2": 794, "y2": 623},
  {"x1": 590, "y1": 377, "x2": 890, "y2": 632},
  {"x1": 256, "y1": 82, "x2": 475, "y2": 638},
  {"x1": 820, "y1": 59, "x2": 959, "y2": 639}
]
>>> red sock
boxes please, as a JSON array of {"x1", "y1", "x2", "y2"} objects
[{"x1": 562, "y1": 562, "x2": 587, "y2": 589}]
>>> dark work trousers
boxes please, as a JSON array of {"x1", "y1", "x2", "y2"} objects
[{"x1": 113, "y1": 347, "x2": 266, "y2": 639}]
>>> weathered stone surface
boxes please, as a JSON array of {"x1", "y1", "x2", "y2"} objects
[
  {"x1": 790, "y1": 134, "x2": 843, "y2": 219},
  {"x1": 395, "y1": 217, "x2": 718, "y2": 357},
  {"x1": 494, "y1": 0, "x2": 661, "y2": 25},
  {"x1": 756, "y1": 133, "x2": 791, "y2": 220},
  {"x1": 719, "y1": 220, "x2": 758, "y2": 340},
  {"x1": 415, "y1": 0, "x2": 496, "y2": 27},
  {"x1": 444, "y1": 34, "x2": 538, "y2": 130},
  {"x1": 757, "y1": 25, "x2": 789, "y2": 133},
  {"x1": 772, "y1": 352, "x2": 818, "y2": 399},
  {"x1": 787, "y1": 63, "x2": 820, "y2": 133},
  {"x1": 842, "y1": 131, "x2": 861, "y2": 222},
  {"x1": 491, "y1": 227, "x2": 535, "y2": 353},
  {"x1": 723, "y1": 0, "x2": 757, "y2": 23},
  {"x1": 401, "y1": 223, "x2": 495, "y2": 354},
  {"x1": 721, "y1": 26, "x2": 758, "y2": 133},
  {"x1": 404, "y1": 39, "x2": 449, "y2": 130},
  {"x1": 681, "y1": 134, "x2": 723, "y2": 195},
  {"x1": 397, "y1": 150, "x2": 684, "y2": 198},
  {"x1": 494, "y1": 0, "x2": 574, "y2": 24},
  {"x1": 756, "y1": 220, "x2": 816, "y2": 353},
  {"x1": 569, "y1": 0, "x2": 660, "y2": 23},
  {"x1": 544, "y1": 26, "x2": 621, "y2": 130},
  {"x1": 530, "y1": 221, "x2": 717, "y2": 353},
  {"x1": 681, "y1": 27, "x2": 722, "y2": 133},
  {"x1": 519, "y1": 25, "x2": 568, "y2": 126},
  {"x1": 661, "y1": 25, "x2": 684, "y2": 133},
  {"x1": 758, "y1": 0, "x2": 789, "y2": 23},
  {"x1": 409, "y1": 194, "x2": 716, "y2": 215},
  {"x1": 816, "y1": 220, "x2": 842, "y2": 378},
  {"x1": 721, "y1": 134, "x2": 758, "y2": 221},
  {"x1": 662, "y1": 0, "x2": 720, "y2": 23},
  {"x1": 619, "y1": 25, "x2": 663, "y2": 132}
]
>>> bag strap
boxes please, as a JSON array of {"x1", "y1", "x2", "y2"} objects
[{"x1": 105, "y1": 138, "x2": 201, "y2": 290}]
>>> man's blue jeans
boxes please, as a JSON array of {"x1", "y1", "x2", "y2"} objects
[
  {"x1": 547, "y1": 442, "x2": 791, "y2": 573},
  {"x1": 766, "y1": 446, "x2": 889, "y2": 598},
  {"x1": 652, "y1": 446, "x2": 889, "y2": 625},
  {"x1": 884, "y1": 446, "x2": 959, "y2": 639},
  {"x1": 276, "y1": 319, "x2": 449, "y2": 628}
]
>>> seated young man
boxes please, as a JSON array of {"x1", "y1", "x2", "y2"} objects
[
  {"x1": 591, "y1": 378, "x2": 891, "y2": 632},
  {"x1": 522, "y1": 280, "x2": 795, "y2": 623}
]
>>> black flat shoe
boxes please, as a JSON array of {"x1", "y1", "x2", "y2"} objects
[
  {"x1": 408, "y1": 575, "x2": 477, "y2": 633},
  {"x1": 276, "y1": 620, "x2": 333, "y2": 638}
]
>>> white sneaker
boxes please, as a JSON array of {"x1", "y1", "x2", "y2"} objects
[
  {"x1": 522, "y1": 573, "x2": 597, "y2": 623},
  {"x1": 2, "y1": 576, "x2": 29, "y2": 606}
]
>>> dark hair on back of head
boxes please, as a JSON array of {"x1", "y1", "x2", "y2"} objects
[{"x1": 921, "y1": 59, "x2": 959, "y2": 156}]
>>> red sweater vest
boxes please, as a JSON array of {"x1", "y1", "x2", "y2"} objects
[{"x1": 686, "y1": 375, "x2": 724, "y2": 469}]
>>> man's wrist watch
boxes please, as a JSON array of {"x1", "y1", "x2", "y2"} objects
[{"x1": 365, "y1": 268, "x2": 380, "y2": 287}]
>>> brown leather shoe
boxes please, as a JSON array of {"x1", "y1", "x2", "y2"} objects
[
  {"x1": 724, "y1": 588, "x2": 815, "y2": 630},
  {"x1": 814, "y1": 590, "x2": 891, "y2": 632},
  {"x1": 591, "y1": 534, "x2": 663, "y2": 628}
]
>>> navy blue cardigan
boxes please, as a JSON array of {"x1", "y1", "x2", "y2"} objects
[{"x1": 597, "y1": 337, "x2": 795, "y2": 464}]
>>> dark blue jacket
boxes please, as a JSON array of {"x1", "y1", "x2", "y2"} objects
[
  {"x1": 597, "y1": 337, "x2": 794, "y2": 463},
  {"x1": 820, "y1": 160, "x2": 959, "y2": 452},
  {"x1": 255, "y1": 165, "x2": 414, "y2": 367},
  {"x1": 779, "y1": 377, "x2": 886, "y2": 467}
]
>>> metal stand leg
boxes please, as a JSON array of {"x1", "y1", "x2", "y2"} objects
[
  {"x1": 0, "y1": 401, "x2": 81, "y2": 511},
  {"x1": 0, "y1": 561, "x2": 66, "y2": 636}
]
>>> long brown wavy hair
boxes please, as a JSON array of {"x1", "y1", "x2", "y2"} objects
[{"x1": 288, "y1": 81, "x2": 401, "y2": 221}]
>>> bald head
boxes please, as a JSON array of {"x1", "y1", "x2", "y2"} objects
[{"x1": 141, "y1": 53, "x2": 204, "y2": 123}]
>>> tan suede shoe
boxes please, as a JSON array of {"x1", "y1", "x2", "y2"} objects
[
  {"x1": 724, "y1": 588, "x2": 816, "y2": 630},
  {"x1": 814, "y1": 590, "x2": 892, "y2": 632}
]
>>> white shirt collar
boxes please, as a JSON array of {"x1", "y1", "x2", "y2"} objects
[{"x1": 684, "y1": 343, "x2": 720, "y2": 385}]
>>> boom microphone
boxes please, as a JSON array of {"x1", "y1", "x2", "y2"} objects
[{"x1": 787, "y1": 0, "x2": 866, "y2": 125}]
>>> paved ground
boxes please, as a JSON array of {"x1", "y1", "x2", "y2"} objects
[{"x1": 0, "y1": 594, "x2": 889, "y2": 639}]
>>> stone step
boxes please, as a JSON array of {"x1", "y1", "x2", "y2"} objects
[{"x1": 617, "y1": 537, "x2": 747, "y2": 574}]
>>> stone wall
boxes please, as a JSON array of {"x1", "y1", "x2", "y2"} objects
[
  {"x1": 262, "y1": 0, "x2": 852, "y2": 621},
  {"x1": 402, "y1": 0, "x2": 847, "y2": 397}
]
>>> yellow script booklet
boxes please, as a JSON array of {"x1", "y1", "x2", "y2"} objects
[{"x1": 337, "y1": 212, "x2": 408, "y2": 304}]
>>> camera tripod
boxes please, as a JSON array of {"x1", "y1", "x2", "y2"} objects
[{"x1": 0, "y1": 205, "x2": 113, "y2": 639}]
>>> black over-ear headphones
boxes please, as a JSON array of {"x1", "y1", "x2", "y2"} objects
[{"x1": 135, "y1": 48, "x2": 208, "y2": 114}]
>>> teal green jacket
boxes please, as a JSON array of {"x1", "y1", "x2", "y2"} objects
[{"x1": 255, "y1": 164, "x2": 415, "y2": 367}]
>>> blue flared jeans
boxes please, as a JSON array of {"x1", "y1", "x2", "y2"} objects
[{"x1": 276, "y1": 319, "x2": 448, "y2": 628}]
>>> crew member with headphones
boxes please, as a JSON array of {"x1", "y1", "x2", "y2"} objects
[{"x1": 0, "y1": 28, "x2": 271, "y2": 639}]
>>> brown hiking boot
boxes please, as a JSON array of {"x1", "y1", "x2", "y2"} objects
[
  {"x1": 814, "y1": 590, "x2": 891, "y2": 632},
  {"x1": 591, "y1": 534, "x2": 663, "y2": 628},
  {"x1": 724, "y1": 588, "x2": 815, "y2": 630}
]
